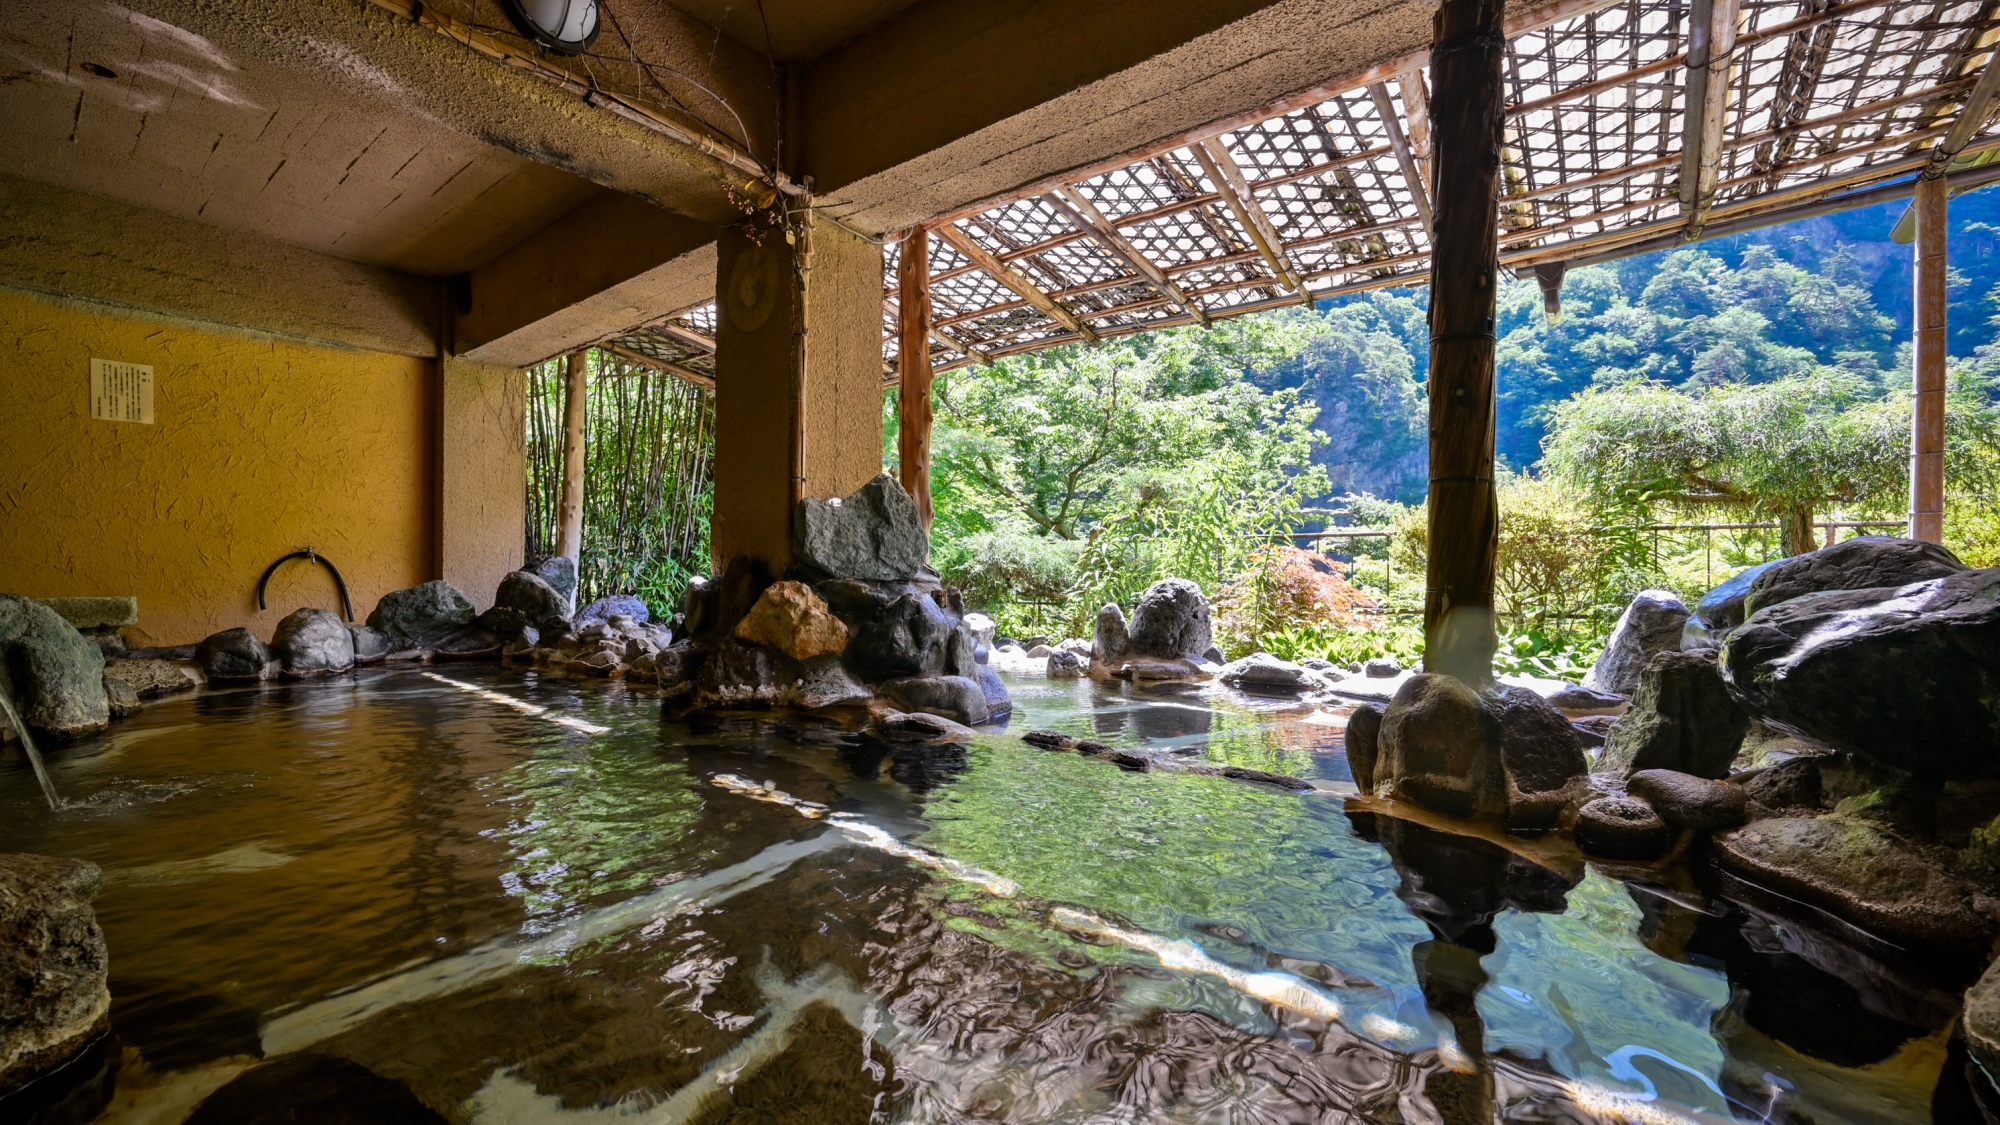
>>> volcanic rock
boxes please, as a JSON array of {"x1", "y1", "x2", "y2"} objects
[
  {"x1": 367, "y1": 580, "x2": 476, "y2": 648},
  {"x1": 1218, "y1": 652, "x2": 1321, "y2": 695},
  {"x1": 532, "y1": 555, "x2": 579, "y2": 611},
  {"x1": 1093, "y1": 603, "x2": 1130, "y2": 666},
  {"x1": 1046, "y1": 649, "x2": 1085, "y2": 678},
  {"x1": 1627, "y1": 768, "x2": 1747, "y2": 831},
  {"x1": 1743, "y1": 536, "x2": 1966, "y2": 620},
  {"x1": 1372, "y1": 674, "x2": 1587, "y2": 830},
  {"x1": 1682, "y1": 560, "x2": 1781, "y2": 650},
  {"x1": 495, "y1": 570, "x2": 571, "y2": 635},
  {"x1": 1575, "y1": 796, "x2": 1672, "y2": 860},
  {"x1": 195, "y1": 627, "x2": 269, "y2": 683},
  {"x1": 793, "y1": 474, "x2": 929, "y2": 581},
  {"x1": 1126, "y1": 578, "x2": 1213, "y2": 660},
  {"x1": 101, "y1": 658, "x2": 197, "y2": 699},
  {"x1": 0, "y1": 854, "x2": 108, "y2": 1094},
  {"x1": 1721, "y1": 568, "x2": 2000, "y2": 779},
  {"x1": 847, "y1": 593, "x2": 959, "y2": 681},
  {"x1": 347, "y1": 625, "x2": 392, "y2": 663},
  {"x1": 575, "y1": 594, "x2": 649, "y2": 627},
  {"x1": 881, "y1": 675, "x2": 990, "y2": 725},
  {"x1": 1345, "y1": 703, "x2": 1385, "y2": 793}
]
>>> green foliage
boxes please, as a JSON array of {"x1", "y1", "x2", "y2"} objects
[
  {"x1": 1211, "y1": 547, "x2": 1378, "y2": 660},
  {"x1": 1543, "y1": 371, "x2": 1907, "y2": 554}
]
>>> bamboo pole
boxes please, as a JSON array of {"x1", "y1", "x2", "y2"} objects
[
  {"x1": 898, "y1": 228, "x2": 938, "y2": 530},
  {"x1": 1910, "y1": 174, "x2": 1948, "y2": 543},
  {"x1": 1424, "y1": 0, "x2": 1506, "y2": 686},
  {"x1": 556, "y1": 350, "x2": 589, "y2": 561}
]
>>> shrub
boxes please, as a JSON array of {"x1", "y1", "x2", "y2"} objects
[
  {"x1": 1212, "y1": 546, "x2": 1379, "y2": 659},
  {"x1": 936, "y1": 523, "x2": 1083, "y2": 638}
]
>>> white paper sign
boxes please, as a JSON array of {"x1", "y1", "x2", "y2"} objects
[{"x1": 91, "y1": 358, "x2": 153, "y2": 424}]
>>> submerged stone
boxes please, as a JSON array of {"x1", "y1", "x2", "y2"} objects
[
  {"x1": 0, "y1": 596, "x2": 109, "y2": 740},
  {"x1": 184, "y1": 1053, "x2": 447, "y2": 1124},
  {"x1": 0, "y1": 854, "x2": 109, "y2": 1095}
]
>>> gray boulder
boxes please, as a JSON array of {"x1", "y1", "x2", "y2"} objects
[
  {"x1": 196, "y1": 627, "x2": 269, "y2": 682},
  {"x1": 692, "y1": 639, "x2": 799, "y2": 708},
  {"x1": 962, "y1": 612, "x2": 997, "y2": 647},
  {"x1": 0, "y1": 854, "x2": 108, "y2": 1094},
  {"x1": 1742, "y1": 536, "x2": 1965, "y2": 620},
  {"x1": 1093, "y1": 603, "x2": 1130, "y2": 666},
  {"x1": 1682, "y1": 560, "x2": 1781, "y2": 650},
  {"x1": 788, "y1": 656, "x2": 871, "y2": 710},
  {"x1": 270, "y1": 609, "x2": 355, "y2": 677},
  {"x1": 1721, "y1": 568, "x2": 2000, "y2": 780},
  {"x1": 1967, "y1": 957, "x2": 2000, "y2": 1084},
  {"x1": 1599, "y1": 649, "x2": 1749, "y2": 779},
  {"x1": 532, "y1": 555, "x2": 579, "y2": 611},
  {"x1": 848, "y1": 593, "x2": 961, "y2": 681},
  {"x1": 1362, "y1": 656, "x2": 1402, "y2": 678},
  {"x1": 103, "y1": 674, "x2": 140, "y2": 719},
  {"x1": 1585, "y1": 590, "x2": 1689, "y2": 696},
  {"x1": 794, "y1": 474, "x2": 929, "y2": 581},
  {"x1": 882, "y1": 675, "x2": 990, "y2": 725},
  {"x1": 1218, "y1": 652, "x2": 1320, "y2": 695},
  {"x1": 1373, "y1": 674, "x2": 1587, "y2": 830},
  {"x1": 367, "y1": 581, "x2": 476, "y2": 648},
  {"x1": 1544, "y1": 683, "x2": 1626, "y2": 713},
  {"x1": 348, "y1": 625, "x2": 392, "y2": 663},
  {"x1": 1046, "y1": 649, "x2": 1085, "y2": 678},
  {"x1": 495, "y1": 571, "x2": 570, "y2": 635},
  {"x1": 1126, "y1": 578, "x2": 1212, "y2": 660},
  {"x1": 576, "y1": 594, "x2": 649, "y2": 627},
  {"x1": 0, "y1": 596, "x2": 109, "y2": 740},
  {"x1": 1627, "y1": 768, "x2": 1746, "y2": 831},
  {"x1": 974, "y1": 664, "x2": 1012, "y2": 720}
]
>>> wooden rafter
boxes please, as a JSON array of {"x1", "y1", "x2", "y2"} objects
[
  {"x1": 1368, "y1": 83, "x2": 1435, "y2": 232},
  {"x1": 1192, "y1": 139, "x2": 1307, "y2": 295},
  {"x1": 934, "y1": 221, "x2": 1102, "y2": 345},
  {"x1": 598, "y1": 343, "x2": 717, "y2": 390},
  {"x1": 1049, "y1": 186, "x2": 1212, "y2": 325},
  {"x1": 646, "y1": 319, "x2": 717, "y2": 353},
  {"x1": 1678, "y1": 0, "x2": 1743, "y2": 232}
]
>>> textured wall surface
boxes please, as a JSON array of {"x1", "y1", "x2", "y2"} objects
[
  {"x1": 0, "y1": 287, "x2": 433, "y2": 646},
  {"x1": 440, "y1": 358, "x2": 526, "y2": 612}
]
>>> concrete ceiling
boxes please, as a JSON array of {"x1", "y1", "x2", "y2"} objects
[
  {"x1": 0, "y1": 1, "x2": 606, "y2": 279},
  {"x1": 663, "y1": 0, "x2": 926, "y2": 62}
]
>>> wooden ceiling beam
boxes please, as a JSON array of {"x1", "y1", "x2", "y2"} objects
[
  {"x1": 1192, "y1": 139, "x2": 1308, "y2": 297},
  {"x1": 643, "y1": 320, "x2": 717, "y2": 353},
  {"x1": 1050, "y1": 186, "x2": 1211, "y2": 326},
  {"x1": 1368, "y1": 83, "x2": 1435, "y2": 233},
  {"x1": 598, "y1": 343, "x2": 716, "y2": 389},
  {"x1": 1678, "y1": 0, "x2": 1743, "y2": 234},
  {"x1": 935, "y1": 222, "x2": 1102, "y2": 345}
]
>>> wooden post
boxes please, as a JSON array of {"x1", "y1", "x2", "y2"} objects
[
  {"x1": 898, "y1": 227, "x2": 937, "y2": 530},
  {"x1": 1423, "y1": 0, "x2": 1505, "y2": 685},
  {"x1": 1910, "y1": 174, "x2": 1947, "y2": 543},
  {"x1": 556, "y1": 349, "x2": 588, "y2": 560}
]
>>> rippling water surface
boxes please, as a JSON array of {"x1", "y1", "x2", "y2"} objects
[{"x1": 0, "y1": 667, "x2": 1965, "y2": 1123}]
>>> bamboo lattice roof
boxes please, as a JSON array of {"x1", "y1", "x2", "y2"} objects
[{"x1": 606, "y1": 0, "x2": 2000, "y2": 387}]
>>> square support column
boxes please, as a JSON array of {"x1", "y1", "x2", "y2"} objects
[
  {"x1": 1910, "y1": 174, "x2": 1947, "y2": 544},
  {"x1": 711, "y1": 211, "x2": 886, "y2": 582},
  {"x1": 439, "y1": 356, "x2": 526, "y2": 610}
]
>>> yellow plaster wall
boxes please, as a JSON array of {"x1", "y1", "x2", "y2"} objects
[{"x1": 0, "y1": 287, "x2": 435, "y2": 646}]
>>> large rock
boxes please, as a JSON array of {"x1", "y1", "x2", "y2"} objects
[
  {"x1": 347, "y1": 625, "x2": 392, "y2": 663},
  {"x1": 793, "y1": 474, "x2": 929, "y2": 581},
  {"x1": 734, "y1": 581, "x2": 849, "y2": 661},
  {"x1": 962, "y1": 612, "x2": 997, "y2": 647},
  {"x1": 0, "y1": 854, "x2": 109, "y2": 1094},
  {"x1": 532, "y1": 555, "x2": 579, "y2": 611},
  {"x1": 1574, "y1": 796, "x2": 1671, "y2": 860},
  {"x1": 367, "y1": 580, "x2": 476, "y2": 648},
  {"x1": 1218, "y1": 652, "x2": 1321, "y2": 695},
  {"x1": 270, "y1": 609, "x2": 355, "y2": 677},
  {"x1": 691, "y1": 639, "x2": 801, "y2": 708},
  {"x1": 974, "y1": 664, "x2": 1012, "y2": 721},
  {"x1": 787, "y1": 656, "x2": 871, "y2": 710},
  {"x1": 1599, "y1": 649, "x2": 1749, "y2": 779},
  {"x1": 196, "y1": 627, "x2": 269, "y2": 682},
  {"x1": 1584, "y1": 590, "x2": 1689, "y2": 696},
  {"x1": 1682, "y1": 560, "x2": 1781, "y2": 650},
  {"x1": 1967, "y1": 958, "x2": 2000, "y2": 1083},
  {"x1": 882, "y1": 675, "x2": 990, "y2": 725},
  {"x1": 1372, "y1": 674, "x2": 1587, "y2": 830},
  {"x1": 1721, "y1": 568, "x2": 2000, "y2": 780},
  {"x1": 1713, "y1": 816, "x2": 2000, "y2": 957},
  {"x1": 847, "y1": 593, "x2": 962, "y2": 681},
  {"x1": 1046, "y1": 649, "x2": 1085, "y2": 678},
  {"x1": 1125, "y1": 578, "x2": 1212, "y2": 660},
  {"x1": 575, "y1": 594, "x2": 649, "y2": 627},
  {"x1": 1742, "y1": 536, "x2": 1966, "y2": 620},
  {"x1": 0, "y1": 597, "x2": 109, "y2": 739},
  {"x1": 33, "y1": 597, "x2": 137, "y2": 631},
  {"x1": 495, "y1": 570, "x2": 571, "y2": 635}
]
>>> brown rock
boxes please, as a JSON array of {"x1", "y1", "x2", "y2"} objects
[
  {"x1": 1713, "y1": 816, "x2": 2000, "y2": 957},
  {"x1": 734, "y1": 581, "x2": 849, "y2": 661},
  {"x1": 102, "y1": 658, "x2": 199, "y2": 699},
  {"x1": 0, "y1": 854, "x2": 109, "y2": 1094}
]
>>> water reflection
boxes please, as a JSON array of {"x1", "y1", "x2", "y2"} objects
[{"x1": 0, "y1": 665, "x2": 1965, "y2": 1123}]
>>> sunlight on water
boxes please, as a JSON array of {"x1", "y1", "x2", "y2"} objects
[{"x1": 0, "y1": 665, "x2": 1961, "y2": 1123}]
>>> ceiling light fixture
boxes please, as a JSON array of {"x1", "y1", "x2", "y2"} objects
[{"x1": 498, "y1": 0, "x2": 600, "y2": 56}]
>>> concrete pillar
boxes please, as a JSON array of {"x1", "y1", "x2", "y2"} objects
[
  {"x1": 438, "y1": 356, "x2": 526, "y2": 610},
  {"x1": 711, "y1": 211, "x2": 886, "y2": 581},
  {"x1": 1910, "y1": 174, "x2": 1947, "y2": 543}
]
